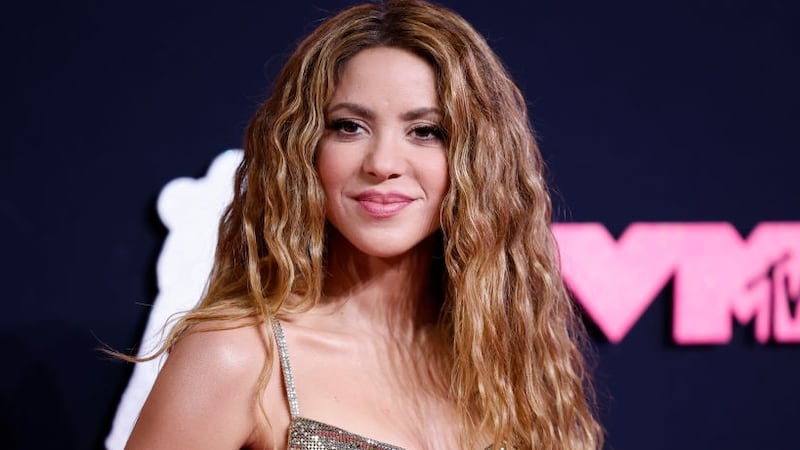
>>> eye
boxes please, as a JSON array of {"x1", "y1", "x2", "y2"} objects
[
  {"x1": 328, "y1": 119, "x2": 365, "y2": 136},
  {"x1": 410, "y1": 124, "x2": 446, "y2": 142}
]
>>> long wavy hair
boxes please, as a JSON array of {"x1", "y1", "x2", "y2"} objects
[{"x1": 151, "y1": 1, "x2": 603, "y2": 448}]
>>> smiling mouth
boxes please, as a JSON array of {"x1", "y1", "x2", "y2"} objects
[{"x1": 354, "y1": 192, "x2": 414, "y2": 218}]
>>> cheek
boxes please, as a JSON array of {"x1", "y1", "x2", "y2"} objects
[{"x1": 427, "y1": 154, "x2": 450, "y2": 200}]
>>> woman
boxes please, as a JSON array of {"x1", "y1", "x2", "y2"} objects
[{"x1": 125, "y1": 1, "x2": 603, "y2": 448}]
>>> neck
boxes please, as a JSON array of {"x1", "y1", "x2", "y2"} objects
[{"x1": 317, "y1": 228, "x2": 443, "y2": 339}]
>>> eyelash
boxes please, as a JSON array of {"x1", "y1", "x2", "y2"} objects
[
  {"x1": 411, "y1": 124, "x2": 446, "y2": 141},
  {"x1": 328, "y1": 119, "x2": 363, "y2": 135},
  {"x1": 327, "y1": 119, "x2": 446, "y2": 142}
]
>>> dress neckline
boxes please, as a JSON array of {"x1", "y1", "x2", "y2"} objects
[{"x1": 271, "y1": 317, "x2": 407, "y2": 449}]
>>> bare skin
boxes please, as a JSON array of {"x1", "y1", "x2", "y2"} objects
[
  {"x1": 126, "y1": 47, "x2": 463, "y2": 449},
  {"x1": 125, "y1": 230, "x2": 460, "y2": 449}
]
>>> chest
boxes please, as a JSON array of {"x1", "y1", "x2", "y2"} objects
[{"x1": 284, "y1": 328, "x2": 461, "y2": 449}]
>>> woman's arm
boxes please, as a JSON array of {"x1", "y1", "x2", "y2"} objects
[{"x1": 125, "y1": 325, "x2": 274, "y2": 449}]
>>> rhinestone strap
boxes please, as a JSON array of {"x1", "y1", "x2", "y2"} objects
[{"x1": 270, "y1": 317, "x2": 300, "y2": 418}]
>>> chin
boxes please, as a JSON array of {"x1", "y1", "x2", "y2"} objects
[
  {"x1": 325, "y1": 216, "x2": 442, "y2": 260},
  {"x1": 332, "y1": 228, "x2": 440, "y2": 261},
  {"x1": 352, "y1": 240, "x2": 426, "y2": 260}
]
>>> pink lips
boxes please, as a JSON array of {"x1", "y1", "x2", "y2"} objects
[{"x1": 354, "y1": 191, "x2": 414, "y2": 218}]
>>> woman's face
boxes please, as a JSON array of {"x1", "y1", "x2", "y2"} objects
[{"x1": 317, "y1": 46, "x2": 448, "y2": 259}]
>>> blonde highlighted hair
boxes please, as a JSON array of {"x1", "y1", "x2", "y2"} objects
[{"x1": 149, "y1": 1, "x2": 602, "y2": 448}]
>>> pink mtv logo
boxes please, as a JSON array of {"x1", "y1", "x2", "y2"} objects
[{"x1": 552, "y1": 223, "x2": 800, "y2": 344}]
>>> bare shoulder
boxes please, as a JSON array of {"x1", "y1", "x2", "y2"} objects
[
  {"x1": 126, "y1": 320, "x2": 284, "y2": 449},
  {"x1": 170, "y1": 320, "x2": 270, "y2": 376}
]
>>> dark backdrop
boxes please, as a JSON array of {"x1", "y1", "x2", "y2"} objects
[{"x1": 4, "y1": 1, "x2": 799, "y2": 449}]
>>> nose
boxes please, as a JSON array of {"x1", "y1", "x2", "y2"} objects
[{"x1": 362, "y1": 132, "x2": 405, "y2": 180}]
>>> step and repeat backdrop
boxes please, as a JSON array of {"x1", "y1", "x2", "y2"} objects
[{"x1": 4, "y1": 1, "x2": 798, "y2": 449}]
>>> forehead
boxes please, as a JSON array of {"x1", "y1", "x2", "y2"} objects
[{"x1": 330, "y1": 46, "x2": 439, "y2": 108}]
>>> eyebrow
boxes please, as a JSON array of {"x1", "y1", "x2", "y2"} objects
[
  {"x1": 400, "y1": 107, "x2": 441, "y2": 121},
  {"x1": 327, "y1": 102, "x2": 441, "y2": 121}
]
